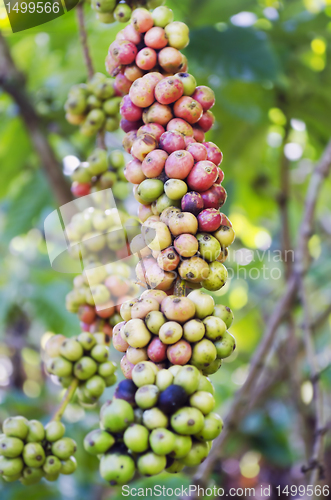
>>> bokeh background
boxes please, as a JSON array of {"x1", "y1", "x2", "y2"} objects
[{"x1": 0, "y1": 0, "x2": 331, "y2": 498}]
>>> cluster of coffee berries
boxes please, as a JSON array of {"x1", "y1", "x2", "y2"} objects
[
  {"x1": 0, "y1": 417, "x2": 77, "y2": 485},
  {"x1": 45, "y1": 333, "x2": 117, "y2": 405},
  {"x1": 65, "y1": 73, "x2": 123, "y2": 136},
  {"x1": 114, "y1": 289, "x2": 235, "y2": 378},
  {"x1": 106, "y1": 6, "x2": 189, "y2": 104},
  {"x1": 70, "y1": 148, "x2": 129, "y2": 199},
  {"x1": 91, "y1": 0, "x2": 165, "y2": 24},
  {"x1": 64, "y1": 204, "x2": 140, "y2": 334},
  {"x1": 84, "y1": 365, "x2": 222, "y2": 484}
]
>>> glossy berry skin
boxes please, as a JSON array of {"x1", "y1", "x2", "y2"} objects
[
  {"x1": 165, "y1": 150, "x2": 194, "y2": 179},
  {"x1": 136, "y1": 48, "x2": 157, "y2": 70},
  {"x1": 173, "y1": 234, "x2": 198, "y2": 258},
  {"x1": 155, "y1": 77, "x2": 184, "y2": 105},
  {"x1": 181, "y1": 191, "x2": 204, "y2": 215},
  {"x1": 203, "y1": 141, "x2": 223, "y2": 166},
  {"x1": 120, "y1": 118, "x2": 142, "y2": 133},
  {"x1": 124, "y1": 64, "x2": 144, "y2": 82},
  {"x1": 159, "y1": 131, "x2": 186, "y2": 154},
  {"x1": 197, "y1": 208, "x2": 222, "y2": 232},
  {"x1": 202, "y1": 261, "x2": 228, "y2": 292},
  {"x1": 186, "y1": 142, "x2": 208, "y2": 161},
  {"x1": 201, "y1": 184, "x2": 227, "y2": 209},
  {"x1": 144, "y1": 27, "x2": 168, "y2": 49},
  {"x1": 120, "y1": 95, "x2": 143, "y2": 122},
  {"x1": 147, "y1": 337, "x2": 168, "y2": 363},
  {"x1": 114, "y1": 379, "x2": 137, "y2": 405},
  {"x1": 132, "y1": 8, "x2": 154, "y2": 33},
  {"x1": 157, "y1": 247, "x2": 180, "y2": 271},
  {"x1": 192, "y1": 86, "x2": 215, "y2": 111},
  {"x1": 142, "y1": 149, "x2": 168, "y2": 178},
  {"x1": 161, "y1": 296, "x2": 196, "y2": 323},
  {"x1": 192, "y1": 125, "x2": 205, "y2": 143},
  {"x1": 109, "y1": 40, "x2": 137, "y2": 66},
  {"x1": 114, "y1": 74, "x2": 132, "y2": 96},
  {"x1": 167, "y1": 340, "x2": 192, "y2": 365},
  {"x1": 138, "y1": 123, "x2": 165, "y2": 142},
  {"x1": 167, "y1": 118, "x2": 193, "y2": 137},
  {"x1": 158, "y1": 47, "x2": 183, "y2": 74},
  {"x1": 175, "y1": 72, "x2": 197, "y2": 96},
  {"x1": 143, "y1": 102, "x2": 173, "y2": 127},
  {"x1": 165, "y1": 21, "x2": 190, "y2": 50},
  {"x1": 158, "y1": 384, "x2": 188, "y2": 414},
  {"x1": 198, "y1": 110, "x2": 215, "y2": 132},
  {"x1": 129, "y1": 77, "x2": 157, "y2": 108},
  {"x1": 131, "y1": 133, "x2": 157, "y2": 162},
  {"x1": 169, "y1": 212, "x2": 198, "y2": 236},
  {"x1": 124, "y1": 159, "x2": 146, "y2": 184},
  {"x1": 178, "y1": 256, "x2": 210, "y2": 283},
  {"x1": 173, "y1": 96, "x2": 203, "y2": 124},
  {"x1": 187, "y1": 160, "x2": 218, "y2": 192}
]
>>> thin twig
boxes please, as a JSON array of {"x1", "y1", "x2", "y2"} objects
[
  {"x1": 0, "y1": 33, "x2": 73, "y2": 206},
  {"x1": 76, "y1": 1, "x2": 94, "y2": 80},
  {"x1": 51, "y1": 378, "x2": 79, "y2": 422}
]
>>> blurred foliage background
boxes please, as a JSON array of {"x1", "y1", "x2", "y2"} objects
[{"x1": 0, "y1": 0, "x2": 331, "y2": 498}]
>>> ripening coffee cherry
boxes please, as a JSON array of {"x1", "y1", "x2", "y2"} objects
[
  {"x1": 0, "y1": 437, "x2": 24, "y2": 458},
  {"x1": 160, "y1": 206, "x2": 181, "y2": 227},
  {"x1": 159, "y1": 130, "x2": 186, "y2": 154},
  {"x1": 157, "y1": 247, "x2": 180, "y2": 271},
  {"x1": 159, "y1": 321, "x2": 183, "y2": 344},
  {"x1": 101, "y1": 399, "x2": 135, "y2": 433},
  {"x1": 197, "y1": 233, "x2": 221, "y2": 262},
  {"x1": 164, "y1": 179, "x2": 187, "y2": 201},
  {"x1": 198, "y1": 375, "x2": 215, "y2": 395},
  {"x1": 77, "y1": 332, "x2": 97, "y2": 351},
  {"x1": 214, "y1": 331, "x2": 236, "y2": 359},
  {"x1": 173, "y1": 234, "x2": 198, "y2": 258},
  {"x1": 158, "y1": 47, "x2": 184, "y2": 74},
  {"x1": 201, "y1": 184, "x2": 227, "y2": 210},
  {"x1": 187, "y1": 161, "x2": 218, "y2": 192},
  {"x1": 0, "y1": 456, "x2": 24, "y2": 476},
  {"x1": 213, "y1": 225, "x2": 235, "y2": 248},
  {"x1": 122, "y1": 23, "x2": 142, "y2": 44},
  {"x1": 120, "y1": 355, "x2": 135, "y2": 379},
  {"x1": 165, "y1": 21, "x2": 189, "y2": 49},
  {"x1": 120, "y1": 95, "x2": 143, "y2": 122},
  {"x1": 174, "y1": 365, "x2": 200, "y2": 395},
  {"x1": 74, "y1": 357, "x2": 97, "y2": 380},
  {"x1": 23, "y1": 443, "x2": 45, "y2": 468},
  {"x1": 124, "y1": 63, "x2": 144, "y2": 82},
  {"x1": 131, "y1": 298, "x2": 160, "y2": 320},
  {"x1": 179, "y1": 256, "x2": 210, "y2": 283},
  {"x1": 155, "y1": 77, "x2": 184, "y2": 105},
  {"x1": 3, "y1": 416, "x2": 29, "y2": 441},
  {"x1": 144, "y1": 26, "x2": 168, "y2": 49},
  {"x1": 198, "y1": 110, "x2": 215, "y2": 132},
  {"x1": 187, "y1": 290, "x2": 215, "y2": 319},
  {"x1": 147, "y1": 337, "x2": 167, "y2": 363},
  {"x1": 100, "y1": 453, "x2": 136, "y2": 485},
  {"x1": 109, "y1": 39, "x2": 137, "y2": 66},
  {"x1": 191, "y1": 339, "x2": 217, "y2": 368},
  {"x1": 132, "y1": 362, "x2": 156, "y2": 387},
  {"x1": 192, "y1": 86, "x2": 215, "y2": 112},
  {"x1": 126, "y1": 346, "x2": 149, "y2": 365},
  {"x1": 195, "y1": 413, "x2": 223, "y2": 441},
  {"x1": 192, "y1": 125, "x2": 205, "y2": 142},
  {"x1": 84, "y1": 429, "x2": 115, "y2": 455},
  {"x1": 170, "y1": 434, "x2": 192, "y2": 459},
  {"x1": 171, "y1": 406, "x2": 204, "y2": 435},
  {"x1": 26, "y1": 420, "x2": 45, "y2": 443},
  {"x1": 132, "y1": 8, "x2": 154, "y2": 33},
  {"x1": 122, "y1": 319, "x2": 152, "y2": 348},
  {"x1": 175, "y1": 72, "x2": 197, "y2": 96},
  {"x1": 213, "y1": 304, "x2": 234, "y2": 328},
  {"x1": 164, "y1": 150, "x2": 194, "y2": 180},
  {"x1": 155, "y1": 369, "x2": 174, "y2": 392},
  {"x1": 150, "y1": 428, "x2": 176, "y2": 455},
  {"x1": 197, "y1": 208, "x2": 222, "y2": 233},
  {"x1": 137, "y1": 451, "x2": 166, "y2": 476},
  {"x1": 158, "y1": 383, "x2": 189, "y2": 415},
  {"x1": 183, "y1": 319, "x2": 205, "y2": 342},
  {"x1": 135, "y1": 385, "x2": 159, "y2": 409},
  {"x1": 129, "y1": 78, "x2": 156, "y2": 108},
  {"x1": 113, "y1": 380, "x2": 137, "y2": 406},
  {"x1": 167, "y1": 117, "x2": 194, "y2": 137},
  {"x1": 145, "y1": 310, "x2": 166, "y2": 334},
  {"x1": 203, "y1": 141, "x2": 223, "y2": 166},
  {"x1": 161, "y1": 296, "x2": 196, "y2": 323},
  {"x1": 136, "y1": 47, "x2": 157, "y2": 71},
  {"x1": 169, "y1": 212, "x2": 198, "y2": 236},
  {"x1": 174, "y1": 96, "x2": 203, "y2": 124},
  {"x1": 61, "y1": 456, "x2": 77, "y2": 475},
  {"x1": 143, "y1": 407, "x2": 169, "y2": 430},
  {"x1": 181, "y1": 441, "x2": 209, "y2": 466},
  {"x1": 202, "y1": 261, "x2": 228, "y2": 292},
  {"x1": 181, "y1": 192, "x2": 204, "y2": 217},
  {"x1": 167, "y1": 339, "x2": 192, "y2": 365},
  {"x1": 152, "y1": 6, "x2": 174, "y2": 27},
  {"x1": 203, "y1": 316, "x2": 227, "y2": 341},
  {"x1": 190, "y1": 391, "x2": 215, "y2": 415},
  {"x1": 60, "y1": 338, "x2": 84, "y2": 362},
  {"x1": 123, "y1": 424, "x2": 149, "y2": 454}
]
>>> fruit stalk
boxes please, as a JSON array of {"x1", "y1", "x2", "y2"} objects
[
  {"x1": 51, "y1": 378, "x2": 80, "y2": 422},
  {"x1": 76, "y1": 1, "x2": 94, "y2": 80}
]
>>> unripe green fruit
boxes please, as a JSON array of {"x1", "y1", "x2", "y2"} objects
[
  {"x1": 101, "y1": 399, "x2": 134, "y2": 433},
  {"x1": 42, "y1": 471, "x2": 60, "y2": 482},
  {"x1": 0, "y1": 437, "x2": 24, "y2": 458},
  {"x1": 26, "y1": 420, "x2": 45, "y2": 443},
  {"x1": 71, "y1": 165, "x2": 92, "y2": 184},
  {"x1": 85, "y1": 375, "x2": 106, "y2": 398},
  {"x1": 165, "y1": 21, "x2": 190, "y2": 50},
  {"x1": 3, "y1": 416, "x2": 29, "y2": 440},
  {"x1": 98, "y1": 361, "x2": 116, "y2": 378},
  {"x1": 213, "y1": 304, "x2": 234, "y2": 328},
  {"x1": 183, "y1": 318, "x2": 205, "y2": 342},
  {"x1": 94, "y1": 332, "x2": 112, "y2": 347},
  {"x1": 191, "y1": 339, "x2": 217, "y2": 368},
  {"x1": 105, "y1": 116, "x2": 120, "y2": 132},
  {"x1": 197, "y1": 233, "x2": 221, "y2": 262},
  {"x1": 169, "y1": 434, "x2": 192, "y2": 459},
  {"x1": 171, "y1": 407, "x2": 204, "y2": 435},
  {"x1": 109, "y1": 313, "x2": 122, "y2": 327},
  {"x1": 47, "y1": 357, "x2": 73, "y2": 378},
  {"x1": 112, "y1": 181, "x2": 130, "y2": 200},
  {"x1": 123, "y1": 424, "x2": 149, "y2": 453},
  {"x1": 202, "y1": 358, "x2": 222, "y2": 375},
  {"x1": 61, "y1": 456, "x2": 77, "y2": 475},
  {"x1": 197, "y1": 376, "x2": 215, "y2": 395},
  {"x1": 168, "y1": 365, "x2": 182, "y2": 377},
  {"x1": 194, "y1": 413, "x2": 223, "y2": 441},
  {"x1": 132, "y1": 362, "x2": 156, "y2": 387},
  {"x1": 145, "y1": 310, "x2": 167, "y2": 334},
  {"x1": 100, "y1": 453, "x2": 135, "y2": 486},
  {"x1": 137, "y1": 179, "x2": 164, "y2": 204},
  {"x1": 77, "y1": 332, "x2": 97, "y2": 350},
  {"x1": 202, "y1": 261, "x2": 228, "y2": 292},
  {"x1": 187, "y1": 290, "x2": 215, "y2": 319},
  {"x1": 175, "y1": 72, "x2": 197, "y2": 96},
  {"x1": 174, "y1": 365, "x2": 201, "y2": 395},
  {"x1": 203, "y1": 316, "x2": 227, "y2": 341},
  {"x1": 156, "y1": 369, "x2": 174, "y2": 391},
  {"x1": 137, "y1": 452, "x2": 166, "y2": 476},
  {"x1": 114, "y1": 2, "x2": 132, "y2": 22},
  {"x1": 143, "y1": 408, "x2": 168, "y2": 430},
  {"x1": 84, "y1": 429, "x2": 115, "y2": 455},
  {"x1": 51, "y1": 438, "x2": 77, "y2": 460},
  {"x1": 3, "y1": 472, "x2": 22, "y2": 482},
  {"x1": 134, "y1": 408, "x2": 144, "y2": 424},
  {"x1": 152, "y1": 6, "x2": 174, "y2": 27},
  {"x1": 44, "y1": 421, "x2": 65, "y2": 442},
  {"x1": 213, "y1": 225, "x2": 235, "y2": 248},
  {"x1": 159, "y1": 321, "x2": 183, "y2": 345},
  {"x1": 166, "y1": 459, "x2": 185, "y2": 473},
  {"x1": 87, "y1": 94, "x2": 102, "y2": 109},
  {"x1": 65, "y1": 95, "x2": 87, "y2": 115},
  {"x1": 155, "y1": 194, "x2": 180, "y2": 215},
  {"x1": 189, "y1": 391, "x2": 215, "y2": 415},
  {"x1": 164, "y1": 178, "x2": 188, "y2": 200},
  {"x1": 181, "y1": 440, "x2": 209, "y2": 466},
  {"x1": 43, "y1": 455, "x2": 62, "y2": 475},
  {"x1": 23, "y1": 443, "x2": 45, "y2": 468},
  {"x1": 87, "y1": 149, "x2": 108, "y2": 176},
  {"x1": 77, "y1": 387, "x2": 96, "y2": 406},
  {"x1": 60, "y1": 338, "x2": 84, "y2": 362},
  {"x1": 104, "y1": 373, "x2": 117, "y2": 387},
  {"x1": 74, "y1": 357, "x2": 98, "y2": 380},
  {"x1": 96, "y1": 12, "x2": 115, "y2": 23},
  {"x1": 22, "y1": 466, "x2": 43, "y2": 484},
  {"x1": 135, "y1": 385, "x2": 159, "y2": 409},
  {"x1": 109, "y1": 149, "x2": 125, "y2": 169},
  {"x1": 0, "y1": 456, "x2": 24, "y2": 476},
  {"x1": 149, "y1": 428, "x2": 175, "y2": 455},
  {"x1": 214, "y1": 331, "x2": 236, "y2": 358},
  {"x1": 91, "y1": 344, "x2": 109, "y2": 363},
  {"x1": 94, "y1": 79, "x2": 115, "y2": 100},
  {"x1": 103, "y1": 97, "x2": 121, "y2": 117}
]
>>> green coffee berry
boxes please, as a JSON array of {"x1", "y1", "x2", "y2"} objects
[
  {"x1": 156, "y1": 369, "x2": 174, "y2": 392},
  {"x1": 21, "y1": 466, "x2": 44, "y2": 484},
  {"x1": 47, "y1": 356, "x2": 73, "y2": 378},
  {"x1": 135, "y1": 385, "x2": 159, "y2": 410},
  {"x1": 74, "y1": 357, "x2": 98, "y2": 380},
  {"x1": 98, "y1": 361, "x2": 116, "y2": 378},
  {"x1": 77, "y1": 332, "x2": 97, "y2": 350},
  {"x1": 26, "y1": 420, "x2": 45, "y2": 443},
  {"x1": 187, "y1": 290, "x2": 215, "y2": 319},
  {"x1": 51, "y1": 437, "x2": 77, "y2": 460},
  {"x1": 190, "y1": 339, "x2": 217, "y2": 368},
  {"x1": 143, "y1": 408, "x2": 168, "y2": 430},
  {"x1": 214, "y1": 331, "x2": 236, "y2": 358},
  {"x1": 123, "y1": 424, "x2": 149, "y2": 453},
  {"x1": 174, "y1": 365, "x2": 201, "y2": 395},
  {"x1": 189, "y1": 391, "x2": 215, "y2": 415},
  {"x1": 23, "y1": 443, "x2": 45, "y2": 468},
  {"x1": 181, "y1": 441, "x2": 209, "y2": 466},
  {"x1": 137, "y1": 452, "x2": 166, "y2": 476},
  {"x1": 149, "y1": 428, "x2": 175, "y2": 456},
  {"x1": 213, "y1": 304, "x2": 234, "y2": 328},
  {"x1": 197, "y1": 376, "x2": 215, "y2": 395},
  {"x1": 0, "y1": 456, "x2": 24, "y2": 476},
  {"x1": 169, "y1": 434, "x2": 192, "y2": 459},
  {"x1": 171, "y1": 407, "x2": 204, "y2": 435},
  {"x1": 0, "y1": 437, "x2": 24, "y2": 458},
  {"x1": 104, "y1": 373, "x2": 117, "y2": 387},
  {"x1": 100, "y1": 453, "x2": 135, "y2": 485},
  {"x1": 60, "y1": 338, "x2": 84, "y2": 362},
  {"x1": 61, "y1": 456, "x2": 77, "y2": 475},
  {"x1": 43, "y1": 471, "x2": 60, "y2": 482},
  {"x1": 84, "y1": 375, "x2": 106, "y2": 398},
  {"x1": 101, "y1": 399, "x2": 134, "y2": 433},
  {"x1": 166, "y1": 459, "x2": 185, "y2": 473},
  {"x1": 3, "y1": 416, "x2": 29, "y2": 440},
  {"x1": 43, "y1": 455, "x2": 62, "y2": 475},
  {"x1": 132, "y1": 362, "x2": 156, "y2": 388},
  {"x1": 145, "y1": 310, "x2": 167, "y2": 334},
  {"x1": 202, "y1": 358, "x2": 222, "y2": 375},
  {"x1": 91, "y1": 344, "x2": 109, "y2": 363},
  {"x1": 45, "y1": 421, "x2": 65, "y2": 442},
  {"x1": 2, "y1": 472, "x2": 22, "y2": 482},
  {"x1": 203, "y1": 316, "x2": 227, "y2": 341},
  {"x1": 194, "y1": 413, "x2": 223, "y2": 441},
  {"x1": 84, "y1": 429, "x2": 115, "y2": 455}
]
